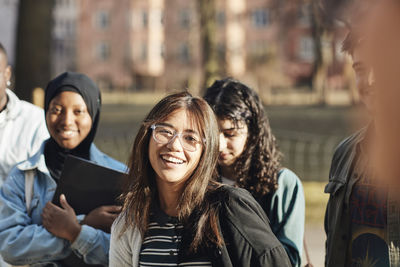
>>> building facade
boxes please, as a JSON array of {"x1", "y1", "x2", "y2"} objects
[
  {"x1": 77, "y1": 0, "x2": 134, "y2": 91},
  {"x1": 76, "y1": 0, "x2": 348, "y2": 94},
  {"x1": 52, "y1": 0, "x2": 79, "y2": 78}
]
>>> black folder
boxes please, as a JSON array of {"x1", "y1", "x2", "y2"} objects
[
  {"x1": 51, "y1": 155, "x2": 127, "y2": 267},
  {"x1": 52, "y1": 154, "x2": 127, "y2": 215}
]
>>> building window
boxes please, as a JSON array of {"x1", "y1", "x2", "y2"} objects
[
  {"x1": 298, "y1": 4, "x2": 311, "y2": 26},
  {"x1": 96, "y1": 42, "x2": 110, "y2": 61},
  {"x1": 66, "y1": 20, "x2": 75, "y2": 35},
  {"x1": 249, "y1": 41, "x2": 269, "y2": 62},
  {"x1": 217, "y1": 43, "x2": 226, "y2": 61},
  {"x1": 252, "y1": 9, "x2": 269, "y2": 28},
  {"x1": 161, "y1": 44, "x2": 165, "y2": 59},
  {"x1": 95, "y1": 11, "x2": 110, "y2": 30},
  {"x1": 179, "y1": 43, "x2": 190, "y2": 63},
  {"x1": 179, "y1": 9, "x2": 190, "y2": 29},
  {"x1": 160, "y1": 11, "x2": 165, "y2": 25},
  {"x1": 216, "y1": 11, "x2": 225, "y2": 26},
  {"x1": 298, "y1": 36, "x2": 315, "y2": 62},
  {"x1": 142, "y1": 11, "x2": 148, "y2": 28},
  {"x1": 141, "y1": 43, "x2": 147, "y2": 61}
]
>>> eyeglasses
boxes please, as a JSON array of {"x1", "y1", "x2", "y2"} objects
[{"x1": 150, "y1": 124, "x2": 204, "y2": 152}]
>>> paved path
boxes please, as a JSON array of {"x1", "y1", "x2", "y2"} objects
[{"x1": 302, "y1": 223, "x2": 326, "y2": 267}]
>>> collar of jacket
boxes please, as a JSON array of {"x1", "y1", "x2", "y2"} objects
[
  {"x1": 16, "y1": 139, "x2": 108, "y2": 174},
  {"x1": 0, "y1": 89, "x2": 22, "y2": 126},
  {"x1": 328, "y1": 127, "x2": 368, "y2": 184}
]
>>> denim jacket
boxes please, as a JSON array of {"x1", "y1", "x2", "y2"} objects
[{"x1": 0, "y1": 141, "x2": 127, "y2": 266}]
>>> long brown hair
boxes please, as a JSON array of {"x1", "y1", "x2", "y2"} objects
[
  {"x1": 119, "y1": 91, "x2": 223, "y2": 250},
  {"x1": 204, "y1": 78, "x2": 282, "y2": 198}
]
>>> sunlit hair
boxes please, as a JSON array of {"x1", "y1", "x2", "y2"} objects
[
  {"x1": 204, "y1": 78, "x2": 282, "y2": 198},
  {"x1": 119, "y1": 91, "x2": 223, "y2": 250}
]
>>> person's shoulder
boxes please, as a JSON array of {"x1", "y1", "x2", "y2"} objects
[
  {"x1": 278, "y1": 168, "x2": 302, "y2": 191},
  {"x1": 329, "y1": 128, "x2": 365, "y2": 180},
  {"x1": 106, "y1": 157, "x2": 127, "y2": 173},
  {"x1": 215, "y1": 185, "x2": 263, "y2": 214},
  {"x1": 90, "y1": 145, "x2": 127, "y2": 172},
  {"x1": 214, "y1": 185, "x2": 285, "y2": 255},
  {"x1": 112, "y1": 212, "x2": 140, "y2": 241},
  {"x1": 17, "y1": 101, "x2": 46, "y2": 127},
  {"x1": 2, "y1": 163, "x2": 27, "y2": 189},
  {"x1": 217, "y1": 184, "x2": 255, "y2": 203},
  {"x1": 19, "y1": 100, "x2": 45, "y2": 115},
  {"x1": 333, "y1": 129, "x2": 365, "y2": 158},
  {"x1": 112, "y1": 213, "x2": 129, "y2": 234}
]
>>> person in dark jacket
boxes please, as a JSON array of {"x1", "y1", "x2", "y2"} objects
[
  {"x1": 325, "y1": 1, "x2": 400, "y2": 265},
  {"x1": 204, "y1": 78, "x2": 305, "y2": 266},
  {"x1": 110, "y1": 92, "x2": 291, "y2": 267},
  {"x1": 0, "y1": 72, "x2": 126, "y2": 266}
]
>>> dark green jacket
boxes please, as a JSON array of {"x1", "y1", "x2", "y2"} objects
[{"x1": 324, "y1": 130, "x2": 364, "y2": 267}]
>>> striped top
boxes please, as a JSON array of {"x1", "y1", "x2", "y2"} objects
[{"x1": 139, "y1": 207, "x2": 212, "y2": 267}]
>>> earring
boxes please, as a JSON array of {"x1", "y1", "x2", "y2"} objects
[{"x1": 6, "y1": 81, "x2": 10, "y2": 87}]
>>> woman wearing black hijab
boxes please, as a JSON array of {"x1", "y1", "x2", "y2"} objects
[{"x1": 0, "y1": 72, "x2": 127, "y2": 266}]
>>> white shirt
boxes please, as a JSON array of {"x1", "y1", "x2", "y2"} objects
[{"x1": 0, "y1": 89, "x2": 49, "y2": 186}]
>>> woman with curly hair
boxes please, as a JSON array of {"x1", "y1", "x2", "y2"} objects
[{"x1": 204, "y1": 78, "x2": 305, "y2": 267}]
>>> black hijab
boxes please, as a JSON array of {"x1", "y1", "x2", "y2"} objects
[{"x1": 44, "y1": 72, "x2": 102, "y2": 180}]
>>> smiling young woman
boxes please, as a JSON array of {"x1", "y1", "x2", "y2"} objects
[
  {"x1": 0, "y1": 72, "x2": 126, "y2": 267},
  {"x1": 110, "y1": 92, "x2": 291, "y2": 267}
]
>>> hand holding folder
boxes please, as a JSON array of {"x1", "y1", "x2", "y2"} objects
[
  {"x1": 52, "y1": 155, "x2": 128, "y2": 215},
  {"x1": 49, "y1": 155, "x2": 128, "y2": 267}
]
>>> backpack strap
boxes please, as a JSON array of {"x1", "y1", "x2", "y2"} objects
[
  {"x1": 6, "y1": 170, "x2": 36, "y2": 267},
  {"x1": 24, "y1": 169, "x2": 35, "y2": 215}
]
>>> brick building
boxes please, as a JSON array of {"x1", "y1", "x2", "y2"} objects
[
  {"x1": 52, "y1": 0, "x2": 79, "y2": 77},
  {"x1": 77, "y1": 0, "x2": 133, "y2": 91},
  {"x1": 75, "y1": 0, "x2": 348, "y2": 93}
]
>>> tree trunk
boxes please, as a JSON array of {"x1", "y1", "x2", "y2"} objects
[
  {"x1": 14, "y1": 0, "x2": 54, "y2": 102},
  {"x1": 198, "y1": 0, "x2": 219, "y2": 92},
  {"x1": 310, "y1": 0, "x2": 327, "y2": 105}
]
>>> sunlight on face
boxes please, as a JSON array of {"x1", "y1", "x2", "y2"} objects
[
  {"x1": 46, "y1": 91, "x2": 92, "y2": 150},
  {"x1": 217, "y1": 119, "x2": 248, "y2": 167},
  {"x1": 148, "y1": 109, "x2": 203, "y2": 187}
]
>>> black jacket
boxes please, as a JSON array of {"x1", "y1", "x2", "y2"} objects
[
  {"x1": 324, "y1": 129, "x2": 365, "y2": 267},
  {"x1": 182, "y1": 185, "x2": 292, "y2": 267}
]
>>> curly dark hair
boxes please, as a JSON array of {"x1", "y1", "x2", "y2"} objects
[{"x1": 204, "y1": 78, "x2": 282, "y2": 198}]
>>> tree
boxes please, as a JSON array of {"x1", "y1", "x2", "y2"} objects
[
  {"x1": 309, "y1": 0, "x2": 328, "y2": 104},
  {"x1": 310, "y1": 0, "x2": 355, "y2": 104},
  {"x1": 198, "y1": 0, "x2": 219, "y2": 91},
  {"x1": 14, "y1": 0, "x2": 54, "y2": 102}
]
